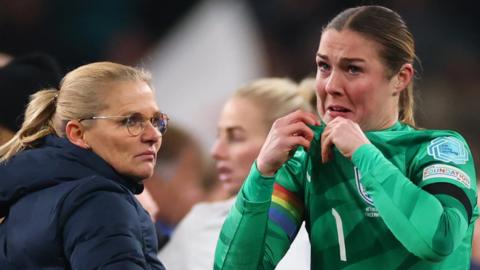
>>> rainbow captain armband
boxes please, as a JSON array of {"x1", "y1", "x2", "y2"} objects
[{"x1": 269, "y1": 183, "x2": 304, "y2": 240}]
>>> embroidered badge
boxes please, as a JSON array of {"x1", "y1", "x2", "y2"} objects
[
  {"x1": 354, "y1": 167, "x2": 374, "y2": 206},
  {"x1": 427, "y1": 137, "x2": 468, "y2": 165},
  {"x1": 423, "y1": 164, "x2": 471, "y2": 188}
]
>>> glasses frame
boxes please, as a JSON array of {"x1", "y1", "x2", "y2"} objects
[{"x1": 79, "y1": 112, "x2": 169, "y2": 136}]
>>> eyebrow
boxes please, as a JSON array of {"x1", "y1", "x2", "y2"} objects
[
  {"x1": 225, "y1": 126, "x2": 245, "y2": 133},
  {"x1": 123, "y1": 111, "x2": 162, "y2": 116},
  {"x1": 316, "y1": 53, "x2": 366, "y2": 63}
]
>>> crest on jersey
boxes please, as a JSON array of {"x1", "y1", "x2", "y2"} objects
[
  {"x1": 354, "y1": 167, "x2": 374, "y2": 206},
  {"x1": 427, "y1": 137, "x2": 468, "y2": 165}
]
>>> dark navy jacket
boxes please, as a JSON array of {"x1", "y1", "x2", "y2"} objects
[{"x1": 0, "y1": 135, "x2": 165, "y2": 270}]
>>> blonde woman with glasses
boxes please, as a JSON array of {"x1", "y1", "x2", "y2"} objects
[{"x1": 0, "y1": 62, "x2": 167, "y2": 269}]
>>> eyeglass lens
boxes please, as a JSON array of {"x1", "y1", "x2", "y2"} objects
[{"x1": 126, "y1": 113, "x2": 168, "y2": 136}]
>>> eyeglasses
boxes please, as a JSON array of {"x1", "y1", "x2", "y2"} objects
[{"x1": 80, "y1": 112, "x2": 169, "y2": 136}]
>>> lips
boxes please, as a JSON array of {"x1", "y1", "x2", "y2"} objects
[
  {"x1": 327, "y1": 105, "x2": 351, "y2": 113},
  {"x1": 136, "y1": 150, "x2": 156, "y2": 161},
  {"x1": 216, "y1": 166, "x2": 232, "y2": 182}
]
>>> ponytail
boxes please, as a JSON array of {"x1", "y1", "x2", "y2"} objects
[
  {"x1": 399, "y1": 82, "x2": 415, "y2": 127},
  {"x1": 0, "y1": 89, "x2": 58, "y2": 162}
]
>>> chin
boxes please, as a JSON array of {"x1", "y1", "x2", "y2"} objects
[
  {"x1": 138, "y1": 170, "x2": 154, "y2": 180},
  {"x1": 126, "y1": 169, "x2": 154, "y2": 182},
  {"x1": 219, "y1": 182, "x2": 237, "y2": 196}
]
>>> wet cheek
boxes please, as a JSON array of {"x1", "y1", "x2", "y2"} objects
[
  {"x1": 316, "y1": 84, "x2": 326, "y2": 102},
  {"x1": 315, "y1": 95, "x2": 326, "y2": 117},
  {"x1": 315, "y1": 80, "x2": 325, "y2": 94}
]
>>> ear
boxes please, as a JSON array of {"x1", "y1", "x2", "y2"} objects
[
  {"x1": 65, "y1": 120, "x2": 90, "y2": 149},
  {"x1": 392, "y1": 63, "x2": 414, "y2": 95}
]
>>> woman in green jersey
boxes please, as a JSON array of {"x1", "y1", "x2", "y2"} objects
[{"x1": 215, "y1": 5, "x2": 477, "y2": 270}]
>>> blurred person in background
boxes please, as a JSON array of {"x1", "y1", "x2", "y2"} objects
[
  {"x1": 0, "y1": 53, "x2": 12, "y2": 67},
  {"x1": 215, "y1": 5, "x2": 477, "y2": 269},
  {"x1": 136, "y1": 186, "x2": 160, "y2": 222},
  {"x1": 143, "y1": 124, "x2": 215, "y2": 249},
  {"x1": 0, "y1": 62, "x2": 166, "y2": 269},
  {"x1": 0, "y1": 53, "x2": 62, "y2": 145},
  {"x1": 159, "y1": 77, "x2": 315, "y2": 270}
]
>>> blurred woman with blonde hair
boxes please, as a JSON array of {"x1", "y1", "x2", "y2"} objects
[{"x1": 159, "y1": 77, "x2": 315, "y2": 270}]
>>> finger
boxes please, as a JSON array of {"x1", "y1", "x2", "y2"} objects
[
  {"x1": 287, "y1": 135, "x2": 312, "y2": 152},
  {"x1": 321, "y1": 139, "x2": 333, "y2": 163},
  {"x1": 321, "y1": 128, "x2": 334, "y2": 163},
  {"x1": 302, "y1": 111, "x2": 321, "y2": 126},
  {"x1": 324, "y1": 115, "x2": 344, "y2": 127},
  {"x1": 282, "y1": 110, "x2": 320, "y2": 126},
  {"x1": 284, "y1": 122, "x2": 315, "y2": 143}
]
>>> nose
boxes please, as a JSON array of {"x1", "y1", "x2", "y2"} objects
[
  {"x1": 142, "y1": 121, "x2": 162, "y2": 143},
  {"x1": 210, "y1": 139, "x2": 227, "y2": 161},
  {"x1": 324, "y1": 70, "x2": 344, "y2": 96}
]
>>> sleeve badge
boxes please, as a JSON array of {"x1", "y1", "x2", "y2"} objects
[
  {"x1": 427, "y1": 136, "x2": 469, "y2": 165},
  {"x1": 422, "y1": 164, "x2": 471, "y2": 188}
]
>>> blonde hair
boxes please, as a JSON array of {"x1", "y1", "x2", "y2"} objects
[
  {"x1": 233, "y1": 78, "x2": 315, "y2": 130},
  {"x1": 0, "y1": 62, "x2": 152, "y2": 162}
]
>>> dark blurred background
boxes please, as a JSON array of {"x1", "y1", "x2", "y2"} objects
[{"x1": 1, "y1": 0, "x2": 478, "y2": 168}]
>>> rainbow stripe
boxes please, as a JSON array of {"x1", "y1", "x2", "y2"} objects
[{"x1": 269, "y1": 183, "x2": 304, "y2": 240}]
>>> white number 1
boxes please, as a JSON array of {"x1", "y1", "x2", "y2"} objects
[{"x1": 331, "y1": 208, "x2": 347, "y2": 261}]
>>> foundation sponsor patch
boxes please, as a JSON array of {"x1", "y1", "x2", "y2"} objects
[
  {"x1": 422, "y1": 164, "x2": 471, "y2": 188},
  {"x1": 427, "y1": 136, "x2": 468, "y2": 165}
]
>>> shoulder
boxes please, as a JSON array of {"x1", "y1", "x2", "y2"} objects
[
  {"x1": 63, "y1": 176, "x2": 136, "y2": 205},
  {"x1": 413, "y1": 128, "x2": 466, "y2": 141},
  {"x1": 369, "y1": 126, "x2": 472, "y2": 163},
  {"x1": 408, "y1": 129, "x2": 476, "y2": 198},
  {"x1": 191, "y1": 198, "x2": 235, "y2": 212},
  {"x1": 181, "y1": 199, "x2": 234, "y2": 227},
  {"x1": 389, "y1": 128, "x2": 475, "y2": 180},
  {"x1": 412, "y1": 129, "x2": 472, "y2": 165},
  {"x1": 399, "y1": 126, "x2": 467, "y2": 143},
  {"x1": 58, "y1": 176, "x2": 140, "y2": 226},
  {"x1": 59, "y1": 176, "x2": 148, "y2": 250}
]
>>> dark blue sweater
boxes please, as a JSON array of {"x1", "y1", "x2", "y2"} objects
[{"x1": 0, "y1": 135, "x2": 165, "y2": 270}]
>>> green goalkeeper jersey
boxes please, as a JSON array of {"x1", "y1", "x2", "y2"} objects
[{"x1": 214, "y1": 122, "x2": 478, "y2": 269}]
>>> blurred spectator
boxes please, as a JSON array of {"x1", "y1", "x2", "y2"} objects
[
  {"x1": 0, "y1": 53, "x2": 12, "y2": 67},
  {"x1": 136, "y1": 187, "x2": 159, "y2": 222},
  {"x1": 0, "y1": 0, "x2": 199, "y2": 69},
  {"x1": 143, "y1": 124, "x2": 215, "y2": 248},
  {"x1": 0, "y1": 53, "x2": 62, "y2": 145}
]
